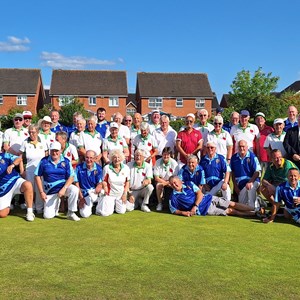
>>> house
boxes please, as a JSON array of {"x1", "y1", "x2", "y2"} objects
[
  {"x1": 126, "y1": 93, "x2": 137, "y2": 116},
  {"x1": 136, "y1": 72, "x2": 214, "y2": 118},
  {"x1": 220, "y1": 94, "x2": 229, "y2": 108},
  {"x1": 49, "y1": 70, "x2": 128, "y2": 117},
  {"x1": 280, "y1": 81, "x2": 300, "y2": 95},
  {"x1": 0, "y1": 68, "x2": 45, "y2": 116}
]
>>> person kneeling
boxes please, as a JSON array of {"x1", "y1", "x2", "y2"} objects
[{"x1": 169, "y1": 175, "x2": 255, "y2": 217}]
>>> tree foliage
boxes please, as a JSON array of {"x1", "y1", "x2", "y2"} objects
[
  {"x1": 228, "y1": 67, "x2": 280, "y2": 118},
  {"x1": 0, "y1": 107, "x2": 24, "y2": 130}
]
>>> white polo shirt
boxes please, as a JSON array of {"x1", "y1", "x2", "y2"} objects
[
  {"x1": 78, "y1": 130, "x2": 102, "y2": 156},
  {"x1": 3, "y1": 127, "x2": 29, "y2": 153},
  {"x1": 69, "y1": 131, "x2": 84, "y2": 149},
  {"x1": 38, "y1": 130, "x2": 56, "y2": 149},
  {"x1": 263, "y1": 132, "x2": 287, "y2": 157},
  {"x1": 206, "y1": 129, "x2": 233, "y2": 158},
  {"x1": 102, "y1": 136, "x2": 128, "y2": 154},
  {"x1": 153, "y1": 126, "x2": 177, "y2": 155},
  {"x1": 153, "y1": 157, "x2": 179, "y2": 180},
  {"x1": 128, "y1": 161, "x2": 153, "y2": 190},
  {"x1": 132, "y1": 134, "x2": 158, "y2": 159}
]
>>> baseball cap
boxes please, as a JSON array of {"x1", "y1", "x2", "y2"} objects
[
  {"x1": 240, "y1": 110, "x2": 250, "y2": 116},
  {"x1": 216, "y1": 107, "x2": 224, "y2": 114},
  {"x1": 23, "y1": 111, "x2": 32, "y2": 118},
  {"x1": 50, "y1": 141, "x2": 61, "y2": 151},
  {"x1": 255, "y1": 112, "x2": 265, "y2": 119},
  {"x1": 13, "y1": 113, "x2": 24, "y2": 120},
  {"x1": 110, "y1": 122, "x2": 119, "y2": 129},
  {"x1": 273, "y1": 118, "x2": 284, "y2": 125}
]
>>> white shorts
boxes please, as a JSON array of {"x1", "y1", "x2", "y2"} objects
[{"x1": 0, "y1": 178, "x2": 26, "y2": 210}]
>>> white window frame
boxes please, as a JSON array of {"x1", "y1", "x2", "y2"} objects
[
  {"x1": 148, "y1": 97, "x2": 162, "y2": 108},
  {"x1": 0, "y1": 95, "x2": 3, "y2": 105},
  {"x1": 88, "y1": 96, "x2": 97, "y2": 106},
  {"x1": 16, "y1": 95, "x2": 27, "y2": 106},
  {"x1": 109, "y1": 97, "x2": 119, "y2": 107},
  {"x1": 58, "y1": 96, "x2": 74, "y2": 107},
  {"x1": 176, "y1": 98, "x2": 183, "y2": 107},
  {"x1": 126, "y1": 107, "x2": 136, "y2": 115},
  {"x1": 195, "y1": 97, "x2": 205, "y2": 109}
]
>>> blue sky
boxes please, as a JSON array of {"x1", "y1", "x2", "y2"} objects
[{"x1": 1, "y1": 0, "x2": 299, "y2": 101}]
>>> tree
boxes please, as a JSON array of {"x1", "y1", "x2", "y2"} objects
[
  {"x1": 228, "y1": 67, "x2": 280, "y2": 118},
  {"x1": 0, "y1": 107, "x2": 24, "y2": 130}
]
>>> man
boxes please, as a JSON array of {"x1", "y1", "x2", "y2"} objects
[
  {"x1": 259, "y1": 149, "x2": 297, "y2": 207},
  {"x1": 230, "y1": 110, "x2": 259, "y2": 154},
  {"x1": 283, "y1": 114, "x2": 300, "y2": 169},
  {"x1": 106, "y1": 112, "x2": 130, "y2": 145},
  {"x1": 153, "y1": 115, "x2": 177, "y2": 159},
  {"x1": 67, "y1": 112, "x2": 83, "y2": 137},
  {"x1": 169, "y1": 176, "x2": 255, "y2": 217},
  {"x1": 176, "y1": 113, "x2": 203, "y2": 167},
  {"x1": 284, "y1": 105, "x2": 298, "y2": 132},
  {"x1": 255, "y1": 112, "x2": 274, "y2": 172},
  {"x1": 263, "y1": 168, "x2": 300, "y2": 224},
  {"x1": 223, "y1": 111, "x2": 239, "y2": 133},
  {"x1": 3, "y1": 113, "x2": 28, "y2": 155},
  {"x1": 50, "y1": 109, "x2": 68, "y2": 134},
  {"x1": 0, "y1": 153, "x2": 34, "y2": 221},
  {"x1": 35, "y1": 141, "x2": 80, "y2": 221},
  {"x1": 22, "y1": 111, "x2": 33, "y2": 129},
  {"x1": 148, "y1": 110, "x2": 161, "y2": 133},
  {"x1": 127, "y1": 149, "x2": 154, "y2": 213},
  {"x1": 200, "y1": 141, "x2": 231, "y2": 200},
  {"x1": 264, "y1": 118, "x2": 286, "y2": 158},
  {"x1": 195, "y1": 109, "x2": 214, "y2": 142},
  {"x1": 123, "y1": 115, "x2": 133, "y2": 128},
  {"x1": 95, "y1": 107, "x2": 110, "y2": 139},
  {"x1": 230, "y1": 140, "x2": 261, "y2": 209},
  {"x1": 75, "y1": 150, "x2": 103, "y2": 218}
]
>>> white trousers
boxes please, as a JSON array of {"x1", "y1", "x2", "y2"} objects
[
  {"x1": 131, "y1": 184, "x2": 154, "y2": 208},
  {"x1": 238, "y1": 181, "x2": 260, "y2": 209},
  {"x1": 79, "y1": 193, "x2": 100, "y2": 218},
  {"x1": 207, "y1": 180, "x2": 231, "y2": 201},
  {"x1": 43, "y1": 185, "x2": 79, "y2": 219},
  {"x1": 96, "y1": 195, "x2": 127, "y2": 217}
]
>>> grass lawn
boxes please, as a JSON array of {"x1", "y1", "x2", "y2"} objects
[{"x1": 1, "y1": 209, "x2": 300, "y2": 300}]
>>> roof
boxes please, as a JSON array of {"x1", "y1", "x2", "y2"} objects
[
  {"x1": 0, "y1": 68, "x2": 42, "y2": 94},
  {"x1": 280, "y1": 81, "x2": 300, "y2": 94},
  {"x1": 50, "y1": 70, "x2": 128, "y2": 96},
  {"x1": 126, "y1": 93, "x2": 137, "y2": 107},
  {"x1": 137, "y1": 72, "x2": 213, "y2": 98},
  {"x1": 220, "y1": 94, "x2": 230, "y2": 108}
]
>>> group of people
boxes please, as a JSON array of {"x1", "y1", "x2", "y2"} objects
[{"x1": 0, "y1": 105, "x2": 299, "y2": 225}]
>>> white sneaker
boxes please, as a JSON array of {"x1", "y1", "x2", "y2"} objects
[
  {"x1": 156, "y1": 203, "x2": 163, "y2": 211},
  {"x1": 26, "y1": 212, "x2": 35, "y2": 222},
  {"x1": 67, "y1": 212, "x2": 80, "y2": 221},
  {"x1": 141, "y1": 205, "x2": 151, "y2": 213}
]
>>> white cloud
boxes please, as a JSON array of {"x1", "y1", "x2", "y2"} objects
[
  {"x1": 0, "y1": 36, "x2": 30, "y2": 52},
  {"x1": 40, "y1": 51, "x2": 117, "y2": 68}
]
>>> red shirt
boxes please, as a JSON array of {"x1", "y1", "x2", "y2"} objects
[
  {"x1": 258, "y1": 125, "x2": 274, "y2": 162},
  {"x1": 177, "y1": 128, "x2": 202, "y2": 164}
]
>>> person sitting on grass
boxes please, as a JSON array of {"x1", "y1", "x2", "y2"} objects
[
  {"x1": 258, "y1": 149, "x2": 297, "y2": 212},
  {"x1": 169, "y1": 175, "x2": 256, "y2": 217},
  {"x1": 75, "y1": 150, "x2": 103, "y2": 218},
  {"x1": 0, "y1": 153, "x2": 35, "y2": 221},
  {"x1": 263, "y1": 168, "x2": 300, "y2": 224}
]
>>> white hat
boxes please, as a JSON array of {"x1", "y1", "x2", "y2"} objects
[
  {"x1": 42, "y1": 116, "x2": 52, "y2": 123},
  {"x1": 186, "y1": 113, "x2": 195, "y2": 120},
  {"x1": 255, "y1": 112, "x2": 266, "y2": 119},
  {"x1": 273, "y1": 118, "x2": 284, "y2": 125},
  {"x1": 50, "y1": 141, "x2": 61, "y2": 151},
  {"x1": 110, "y1": 122, "x2": 119, "y2": 129},
  {"x1": 23, "y1": 111, "x2": 32, "y2": 118}
]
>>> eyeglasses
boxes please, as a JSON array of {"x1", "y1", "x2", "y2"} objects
[
  {"x1": 14, "y1": 118, "x2": 23, "y2": 122},
  {"x1": 214, "y1": 123, "x2": 222, "y2": 125},
  {"x1": 29, "y1": 131, "x2": 37, "y2": 134},
  {"x1": 186, "y1": 120, "x2": 193, "y2": 123},
  {"x1": 199, "y1": 115, "x2": 207, "y2": 117},
  {"x1": 207, "y1": 147, "x2": 215, "y2": 149},
  {"x1": 124, "y1": 120, "x2": 132, "y2": 123}
]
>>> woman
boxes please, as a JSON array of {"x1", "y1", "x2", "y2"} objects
[
  {"x1": 153, "y1": 147, "x2": 179, "y2": 211},
  {"x1": 69, "y1": 117, "x2": 86, "y2": 149},
  {"x1": 132, "y1": 122, "x2": 158, "y2": 165},
  {"x1": 38, "y1": 116, "x2": 56, "y2": 149},
  {"x1": 19, "y1": 124, "x2": 48, "y2": 213},
  {"x1": 205, "y1": 115, "x2": 233, "y2": 162},
  {"x1": 96, "y1": 149, "x2": 131, "y2": 216},
  {"x1": 178, "y1": 154, "x2": 205, "y2": 189},
  {"x1": 102, "y1": 122, "x2": 129, "y2": 164}
]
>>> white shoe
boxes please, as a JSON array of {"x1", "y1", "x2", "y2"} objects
[
  {"x1": 26, "y1": 212, "x2": 35, "y2": 222},
  {"x1": 141, "y1": 205, "x2": 151, "y2": 213},
  {"x1": 67, "y1": 212, "x2": 80, "y2": 221},
  {"x1": 156, "y1": 203, "x2": 163, "y2": 211}
]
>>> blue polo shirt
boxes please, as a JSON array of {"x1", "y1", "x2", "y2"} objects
[
  {"x1": 51, "y1": 122, "x2": 68, "y2": 134},
  {"x1": 95, "y1": 121, "x2": 110, "y2": 138},
  {"x1": 0, "y1": 153, "x2": 20, "y2": 197},
  {"x1": 200, "y1": 154, "x2": 230, "y2": 188},
  {"x1": 169, "y1": 181, "x2": 213, "y2": 216},
  {"x1": 75, "y1": 162, "x2": 103, "y2": 197},
  {"x1": 35, "y1": 155, "x2": 74, "y2": 195},
  {"x1": 284, "y1": 119, "x2": 298, "y2": 132},
  {"x1": 178, "y1": 164, "x2": 206, "y2": 186},
  {"x1": 230, "y1": 150, "x2": 261, "y2": 190}
]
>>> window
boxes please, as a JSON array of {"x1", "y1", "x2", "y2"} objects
[
  {"x1": 126, "y1": 107, "x2": 136, "y2": 115},
  {"x1": 148, "y1": 97, "x2": 162, "y2": 108},
  {"x1": 195, "y1": 97, "x2": 205, "y2": 109},
  {"x1": 89, "y1": 96, "x2": 97, "y2": 106},
  {"x1": 58, "y1": 96, "x2": 74, "y2": 106},
  {"x1": 109, "y1": 97, "x2": 119, "y2": 107},
  {"x1": 176, "y1": 98, "x2": 183, "y2": 107},
  {"x1": 0, "y1": 95, "x2": 3, "y2": 105},
  {"x1": 16, "y1": 95, "x2": 27, "y2": 106}
]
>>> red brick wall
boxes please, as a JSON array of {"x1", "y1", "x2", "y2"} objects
[{"x1": 0, "y1": 95, "x2": 38, "y2": 116}]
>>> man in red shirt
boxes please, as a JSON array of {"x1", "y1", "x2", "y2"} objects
[{"x1": 176, "y1": 113, "x2": 203, "y2": 167}]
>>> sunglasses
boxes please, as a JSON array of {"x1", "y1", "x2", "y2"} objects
[
  {"x1": 14, "y1": 118, "x2": 23, "y2": 122},
  {"x1": 199, "y1": 115, "x2": 207, "y2": 117},
  {"x1": 207, "y1": 146, "x2": 215, "y2": 149},
  {"x1": 214, "y1": 123, "x2": 222, "y2": 125},
  {"x1": 124, "y1": 120, "x2": 132, "y2": 123},
  {"x1": 186, "y1": 120, "x2": 193, "y2": 123}
]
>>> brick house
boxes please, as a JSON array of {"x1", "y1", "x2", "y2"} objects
[
  {"x1": 49, "y1": 70, "x2": 128, "y2": 117},
  {"x1": 0, "y1": 68, "x2": 45, "y2": 116},
  {"x1": 136, "y1": 72, "x2": 214, "y2": 118}
]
